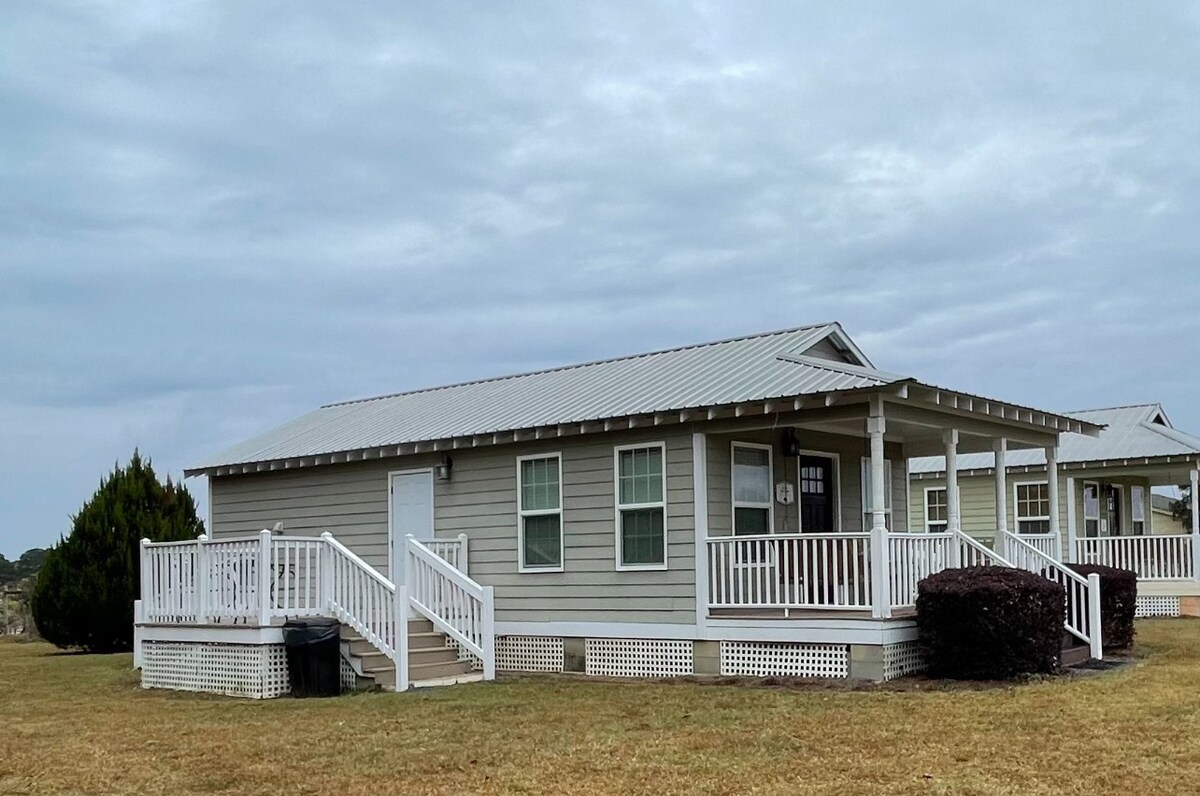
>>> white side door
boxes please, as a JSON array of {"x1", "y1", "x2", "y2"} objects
[{"x1": 389, "y1": 470, "x2": 434, "y2": 587}]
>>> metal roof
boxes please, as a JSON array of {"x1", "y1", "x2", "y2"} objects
[
  {"x1": 189, "y1": 323, "x2": 900, "y2": 472},
  {"x1": 910, "y1": 404, "x2": 1200, "y2": 475}
]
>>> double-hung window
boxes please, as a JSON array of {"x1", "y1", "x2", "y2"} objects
[
  {"x1": 1131, "y1": 486, "x2": 1146, "y2": 535},
  {"x1": 1015, "y1": 482, "x2": 1050, "y2": 534},
  {"x1": 517, "y1": 454, "x2": 563, "y2": 571},
  {"x1": 924, "y1": 487, "x2": 948, "y2": 532},
  {"x1": 1083, "y1": 482, "x2": 1100, "y2": 537},
  {"x1": 615, "y1": 443, "x2": 666, "y2": 569},
  {"x1": 732, "y1": 443, "x2": 773, "y2": 535}
]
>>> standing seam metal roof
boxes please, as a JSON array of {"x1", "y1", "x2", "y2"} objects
[{"x1": 189, "y1": 323, "x2": 899, "y2": 471}]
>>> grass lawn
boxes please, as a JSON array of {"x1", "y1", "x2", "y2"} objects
[{"x1": 2, "y1": 621, "x2": 1200, "y2": 795}]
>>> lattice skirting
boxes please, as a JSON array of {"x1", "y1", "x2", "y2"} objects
[
  {"x1": 585, "y1": 638, "x2": 694, "y2": 677},
  {"x1": 720, "y1": 641, "x2": 849, "y2": 678},
  {"x1": 141, "y1": 641, "x2": 289, "y2": 699},
  {"x1": 1136, "y1": 595, "x2": 1182, "y2": 618},
  {"x1": 882, "y1": 640, "x2": 926, "y2": 680},
  {"x1": 497, "y1": 636, "x2": 565, "y2": 672},
  {"x1": 340, "y1": 656, "x2": 359, "y2": 691}
]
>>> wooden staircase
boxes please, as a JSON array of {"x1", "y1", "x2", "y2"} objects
[{"x1": 340, "y1": 618, "x2": 481, "y2": 690}]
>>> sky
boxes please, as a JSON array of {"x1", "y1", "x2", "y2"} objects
[{"x1": 3, "y1": 2, "x2": 1199, "y2": 556}]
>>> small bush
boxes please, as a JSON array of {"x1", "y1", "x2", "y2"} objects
[
  {"x1": 917, "y1": 566, "x2": 1065, "y2": 679},
  {"x1": 1068, "y1": 563, "x2": 1137, "y2": 650}
]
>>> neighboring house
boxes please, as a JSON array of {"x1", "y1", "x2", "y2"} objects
[
  {"x1": 1152, "y1": 494, "x2": 1187, "y2": 535},
  {"x1": 136, "y1": 323, "x2": 1104, "y2": 698},
  {"x1": 910, "y1": 404, "x2": 1200, "y2": 617}
]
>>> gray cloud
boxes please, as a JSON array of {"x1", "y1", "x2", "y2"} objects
[{"x1": 3, "y1": 1, "x2": 1199, "y2": 554}]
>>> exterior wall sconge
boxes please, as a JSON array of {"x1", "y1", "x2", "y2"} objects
[
  {"x1": 436, "y1": 455, "x2": 453, "y2": 482},
  {"x1": 782, "y1": 428, "x2": 800, "y2": 457}
]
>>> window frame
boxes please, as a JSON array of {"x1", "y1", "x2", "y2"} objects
[
  {"x1": 1131, "y1": 485, "x2": 1146, "y2": 536},
  {"x1": 1013, "y1": 480, "x2": 1051, "y2": 535},
  {"x1": 860, "y1": 457, "x2": 894, "y2": 530},
  {"x1": 1083, "y1": 481, "x2": 1101, "y2": 538},
  {"x1": 924, "y1": 487, "x2": 949, "y2": 533},
  {"x1": 516, "y1": 452, "x2": 565, "y2": 573},
  {"x1": 613, "y1": 441, "x2": 669, "y2": 571},
  {"x1": 731, "y1": 441, "x2": 775, "y2": 536}
]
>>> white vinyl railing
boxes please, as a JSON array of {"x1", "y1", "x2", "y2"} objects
[
  {"x1": 707, "y1": 533, "x2": 872, "y2": 610},
  {"x1": 888, "y1": 533, "x2": 954, "y2": 609},
  {"x1": 270, "y1": 536, "x2": 326, "y2": 619},
  {"x1": 321, "y1": 532, "x2": 398, "y2": 663},
  {"x1": 424, "y1": 534, "x2": 470, "y2": 575},
  {"x1": 405, "y1": 535, "x2": 495, "y2": 679},
  {"x1": 1075, "y1": 535, "x2": 1194, "y2": 580},
  {"x1": 1002, "y1": 531, "x2": 1102, "y2": 660},
  {"x1": 955, "y1": 531, "x2": 1011, "y2": 567},
  {"x1": 1018, "y1": 533, "x2": 1060, "y2": 561}
]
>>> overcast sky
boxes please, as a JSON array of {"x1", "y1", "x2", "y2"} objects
[{"x1": 3, "y1": 2, "x2": 1199, "y2": 555}]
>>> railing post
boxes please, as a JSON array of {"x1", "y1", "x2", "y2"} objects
[
  {"x1": 457, "y1": 533, "x2": 470, "y2": 575},
  {"x1": 133, "y1": 599, "x2": 144, "y2": 669},
  {"x1": 404, "y1": 534, "x2": 416, "y2": 603},
  {"x1": 482, "y1": 584, "x2": 496, "y2": 681},
  {"x1": 139, "y1": 538, "x2": 151, "y2": 619},
  {"x1": 320, "y1": 532, "x2": 334, "y2": 613},
  {"x1": 394, "y1": 583, "x2": 409, "y2": 692},
  {"x1": 196, "y1": 534, "x2": 209, "y2": 624},
  {"x1": 1087, "y1": 572, "x2": 1103, "y2": 660},
  {"x1": 1190, "y1": 469, "x2": 1199, "y2": 582},
  {"x1": 257, "y1": 528, "x2": 272, "y2": 627}
]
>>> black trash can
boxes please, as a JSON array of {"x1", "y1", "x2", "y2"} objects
[{"x1": 282, "y1": 617, "x2": 341, "y2": 697}]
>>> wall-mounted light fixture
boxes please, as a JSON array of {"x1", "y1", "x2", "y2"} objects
[
  {"x1": 781, "y1": 427, "x2": 800, "y2": 457},
  {"x1": 436, "y1": 455, "x2": 454, "y2": 482}
]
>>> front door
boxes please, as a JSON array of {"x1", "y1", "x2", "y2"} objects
[
  {"x1": 1102, "y1": 484, "x2": 1122, "y2": 537},
  {"x1": 389, "y1": 470, "x2": 434, "y2": 587},
  {"x1": 799, "y1": 455, "x2": 836, "y2": 533}
]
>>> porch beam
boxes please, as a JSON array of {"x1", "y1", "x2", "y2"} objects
[
  {"x1": 882, "y1": 401, "x2": 1061, "y2": 448},
  {"x1": 1046, "y1": 445, "x2": 1062, "y2": 561}
]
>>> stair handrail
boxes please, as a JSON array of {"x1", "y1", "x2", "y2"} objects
[
  {"x1": 406, "y1": 535, "x2": 496, "y2": 679},
  {"x1": 953, "y1": 530, "x2": 1013, "y2": 567},
  {"x1": 1002, "y1": 530, "x2": 1102, "y2": 660},
  {"x1": 321, "y1": 532, "x2": 400, "y2": 665}
]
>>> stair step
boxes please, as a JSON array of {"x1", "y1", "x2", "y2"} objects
[
  {"x1": 409, "y1": 631, "x2": 448, "y2": 651},
  {"x1": 408, "y1": 618, "x2": 434, "y2": 634},
  {"x1": 1061, "y1": 644, "x2": 1091, "y2": 668},
  {"x1": 408, "y1": 659, "x2": 473, "y2": 680},
  {"x1": 410, "y1": 646, "x2": 460, "y2": 666}
]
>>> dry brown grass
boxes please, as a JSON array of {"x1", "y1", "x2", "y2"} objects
[{"x1": 2, "y1": 620, "x2": 1200, "y2": 795}]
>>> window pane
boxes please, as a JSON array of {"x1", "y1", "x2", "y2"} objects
[
  {"x1": 521, "y1": 457, "x2": 560, "y2": 512},
  {"x1": 618, "y1": 447, "x2": 663, "y2": 505},
  {"x1": 734, "y1": 507, "x2": 770, "y2": 536},
  {"x1": 1016, "y1": 484, "x2": 1049, "y2": 520},
  {"x1": 733, "y1": 447, "x2": 771, "y2": 505},
  {"x1": 523, "y1": 514, "x2": 561, "y2": 567},
  {"x1": 1019, "y1": 519, "x2": 1050, "y2": 535},
  {"x1": 620, "y1": 507, "x2": 664, "y2": 565},
  {"x1": 926, "y1": 489, "x2": 948, "y2": 523}
]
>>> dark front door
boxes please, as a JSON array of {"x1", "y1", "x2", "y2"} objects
[{"x1": 799, "y1": 455, "x2": 836, "y2": 533}]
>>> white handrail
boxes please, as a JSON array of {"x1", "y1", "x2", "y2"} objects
[
  {"x1": 1075, "y1": 535, "x2": 1194, "y2": 580},
  {"x1": 1002, "y1": 531, "x2": 1102, "y2": 660},
  {"x1": 321, "y1": 532, "x2": 399, "y2": 665},
  {"x1": 406, "y1": 535, "x2": 495, "y2": 678},
  {"x1": 955, "y1": 531, "x2": 1012, "y2": 567},
  {"x1": 424, "y1": 534, "x2": 470, "y2": 575}
]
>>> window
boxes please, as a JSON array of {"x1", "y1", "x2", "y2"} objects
[
  {"x1": 517, "y1": 454, "x2": 563, "y2": 571},
  {"x1": 615, "y1": 444, "x2": 666, "y2": 569},
  {"x1": 1083, "y1": 482, "x2": 1100, "y2": 538},
  {"x1": 925, "y1": 488, "x2": 948, "y2": 532},
  {"x1": 1131, "y1": 486, "x2": 1146, "y2": 536},
  {"x1": 1015, "y1": 482, "x2": 1050, "y2": 534},
  {"x1": 860, "y1": 458, "x2": 894, "y2": 529},
  {"x1": 732, "y1": 443, "x2": 773, "y2": 535}
]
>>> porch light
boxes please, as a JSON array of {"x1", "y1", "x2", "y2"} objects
[
  {"x1": 436, "y1": 455, "x2": 453, "y2": 482},
  {"x1": 782, "y1": 428, "x2": 800, "y2": 457}
]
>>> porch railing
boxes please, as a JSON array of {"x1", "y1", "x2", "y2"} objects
[
  {"x1": 1002, "y1": 531, "x2": 1102, "y2": 659},
  {"x1": 424, "y1": 534, "x2": 470, "y2": 575},
  {"x1": 1075, "y1": 535, "x2": 1194, "y2": 580},
  {"x1": 707, "y1": 533, "x2": 871, "y2": 610},
  {"x1": 1017, "y1": 533, "x2": 1060, "y2": 561},
  {"x1": 888, "y1": 533, "x2": 953, "y2": 609},
  {"x1": 406, "y1": 535, "x2": 495, "y2": 679}
]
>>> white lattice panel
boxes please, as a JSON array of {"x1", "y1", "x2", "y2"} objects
[
  {"x1": 720, "y1": 642, "x2": 849, "y2": 678},
  {"x1": 444, "y1": 636, "x2": 484, "y2": 672},
  {"x1": 585, "y1": 638, "x2": 694, "y2": 677},
  {"x1": 882, "y1": 641, "x2": 926, "y2": 681},
  {"x1": 496, "y1": 636, "x2": 564, "y2": 672},
  {"x1": 340, "y1": 656, "x2": 359, "y2": 691},
  {"x1": 141, "y1": 642, "x2": 289, "y2": 699},
  {"x1": 1136, "y1": 596, "x2": 1182, "y2": 618}
]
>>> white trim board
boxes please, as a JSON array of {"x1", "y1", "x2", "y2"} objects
[{"x1": 137, "y1": 624, "x2": 285, "y2": 645}]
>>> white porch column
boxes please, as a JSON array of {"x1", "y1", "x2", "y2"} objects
[
  {"x1": 692, "y1": 432, "x2": 710, "y2": 635},
  {"x1": 1046, "y1": 445, "x2": 1061, "y2": 561},
  {"x1": 994, "y1": 438, "x2": 1008, "y2": 558},
  {"x1": 1191, "y1": 468, "x2": 1199, "y2": 582},
  {"x1": 945, "y1": 430, "x2": 960, "y2": 536},
  {"x1": 869, "y1": 398, "x2": 891, "y2": 619},
  {"x1": 1065, "y1": 477, "x2": 1077, "y2": 563}
]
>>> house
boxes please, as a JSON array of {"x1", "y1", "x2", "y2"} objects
[
  {"x1": 136, "y1": 323, "x2": 1105, "y2": 698},
  {"x1": 909, "y1": 404, "x2": 1200, "y2": 617},
  {"x1": 1152, "y1": 494, "x2": 1187, "y2": 536}
]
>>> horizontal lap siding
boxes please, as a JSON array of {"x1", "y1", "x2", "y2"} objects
[{"x1": 210, "y1": 428, "x2": 696, "y2": 626}]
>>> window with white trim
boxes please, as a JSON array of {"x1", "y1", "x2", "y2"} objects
[
  {"x1": 1015, "y1": 482, "x2": 1050, "y2": 534},
  {"x1": 732, "y1": 443, "x2": 773, "y2": 535},
  {"x1": 1083, "y1": 482, "x2": 1100, "y2": 538},
  {"x1": 860, "y1": 458, "x2": 894, "y2": 529},
  {"x1": 1131, "y1": 486, "x2": 1146, "y2": 536},
  {"x1": 924, "y1": 488, "x2": 948, "y2": 532},
  {"x1": 517, "y1": 454, "x2": 563, "y2": 571},
  {"x1": 615, "y1": 444, "x2": 666, "y2": 568}
]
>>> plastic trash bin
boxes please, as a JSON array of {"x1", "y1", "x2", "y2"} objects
[{"x1": 282, "y1": 617, "x2": 341, "y2": 697}]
